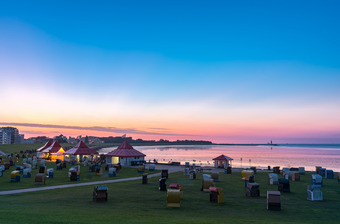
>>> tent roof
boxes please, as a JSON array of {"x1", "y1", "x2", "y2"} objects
[
  {"x1": 212, "y1": 154, "x2": 233, "y2": 161},
  {"x1": 105, "y1": 141, "x2": 146, "y2": 158},
  {"x1": 41, "y1": 141, "x2": 63, "y2": 153},
  {"x1": 37, "y1": 141, "x2": 52, "y2": 152},
  {"x1": 65, "y1": 141, "x2": 99, "y2": 155}
]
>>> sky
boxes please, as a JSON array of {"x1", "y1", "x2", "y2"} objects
[{"x1": 0, "y1": 1, "x2": 340, "y2": 143}]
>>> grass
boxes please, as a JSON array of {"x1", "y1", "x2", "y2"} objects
[
  {"x1": 0, "y1": 157, "x2": 158, "y2": 191},
  {"x1": 0, "y1": 167, "x2": 339, "y2": 223}
]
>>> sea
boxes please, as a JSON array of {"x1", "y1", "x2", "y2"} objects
[{"x1": 98, "y1": 144, "x2": 340, "y2": 172}]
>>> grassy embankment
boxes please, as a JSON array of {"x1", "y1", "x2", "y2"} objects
[{"x1": 0, "y1": 164, "x2": 339, "y2": 223}]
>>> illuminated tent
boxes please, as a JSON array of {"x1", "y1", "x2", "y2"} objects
[
  {"x1": 64, "y1": 141, "x2": 99, "y2": 162},
  {"x1": 41, "y1": 141, "x2": 65, "y2": 161},
  {"x1": 36, "y1": 140, "x2": 52, "y2": 159},
  {"x1": 105, "y1": 141, "x2": 146, "y2": 166},
  {"x1": 212, "y1": 154, "x2": 233, "y2": 168}
]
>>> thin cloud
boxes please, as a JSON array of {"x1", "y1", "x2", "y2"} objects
[{"x1": 0, "y1": 122, "x2": 196, "y2": 137}]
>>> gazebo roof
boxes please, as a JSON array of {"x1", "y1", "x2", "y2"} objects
[
  {"x1": 37, "y1": 140, "x2": 52, "y2": 152},
  {"x1": 65, "y1": 141, "x2": 99, "y2": 155},
  {"x1": 212, "y1": 154, "x2": 233, "y2": 161},
  {"x1": 105, "y1": 141, "x2": 146, "y2": 158},
  {"x1": 41, "y1": 141, "x2": 63, "y2": 153}
]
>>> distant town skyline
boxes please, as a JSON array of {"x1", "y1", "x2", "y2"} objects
[{"x1": 1, "y1": 1, "x2": 340, "y2": 143}]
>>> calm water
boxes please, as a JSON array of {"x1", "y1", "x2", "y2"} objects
[{"x1": 98, "y1": 144, "x2": 340, "y2": 172}]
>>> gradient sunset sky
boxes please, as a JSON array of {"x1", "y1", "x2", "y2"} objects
[{"x1": 1, "y1": 1, "x2": 339, "y2": 143}]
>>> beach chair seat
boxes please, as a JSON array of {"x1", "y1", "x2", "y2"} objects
[
  {"x1": 312, "y1": 174, "x2": 322, "y2": 186},
  {"x1": 137, "y1": 166, "x2": 144, "y2": 173},
  {"x1": 307, "y1": 185, "x2": 322, "y2": 201},
  {"x1": 47, "y1": 168, "x2": 54, "y2": 178},
  {"x1": 211, "y1": 172, "x2": 219, "y2": 182},
  {"x1": 267, "y1": 191, "x2": 281, "y2": 210},
  {"x1": 319, "y1": 168, "x2": 326, "y2": 177},
  {"x1": 202, "y1": 178, "x2": 215, "y2": 192},
  {"x1": 299, "y1": 167, "x2": 305, "y2": 175},
  {"x1": 292, "y1": 172, "x2": 300, "y2": 181},
  {"x1": 149, "y1": 164, "x2": 155, "y2": 171},
  {"x1": 109, "y1": 167, "x2": 116, "y2": 177},
  {"x1": 225, "y1": 166, "x2": 232, "y2": 174},
  {"x1": 189, "y1": 171, "x2": 196, "y2": 180},
  {"x1": 326, "y1": 170, "x2": 334, "y2": 179},
  {"x1": 11, "y1": 171, "x2": 20, "y2": 182},
  {"x1": 142, "y1": 173, "x2": 148, "y2": 184},
  {"x1": 246, "y1": 183, "x2": 260, "y2": 197},
  {"x1": 278, "y1": 179, "x2": 290, "y2": 192},
  {"x1": 167, "y1": 189, "x2": 181, "y2": 207},
  {"x1": 70, "y1": 171, "x2": 80, "y2": 181},
  {"x1": 161, "y1": 169, "x2": 168, "y2": 179},
  {"x1": 159, "y1": 178, "x2": 167, "y2": 191},
  {"x1": 338, "y1": 172, "x2": 340, "y2": 182},
  {"x1": 93, "y1": 185, "x2": 108, "y2": 202},
  {"x1": 268, "y1": 173, "x2": 278, "y2": 185},
  {"x1": 273, "y1": 166, "x2": 280, "y2": 174},
  {"x1": 23, "y1": 168, "x2": 31, "y2": 178},
  {"x1": 315, "y1": 166, "x2": 322, "y2": 174},
  {"x1": 35, "y1": 173, "x2": 45, "y2": 185}
]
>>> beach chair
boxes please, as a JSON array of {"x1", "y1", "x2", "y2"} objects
[
  {"x1": 202, "y1": 178, "x2": 215, "y2": 192},
  {"x1": 211, "y1": 172, "x2": 219, "y2": 182},
  {"x1": 23, "y1": 168, "x2": 31, "y2": 178},
  {"x1": 4, "y1": 163, "x2": 10, "y2": 170},
  {"x1": 189, "y1": 170, "x2": 196, "y2": 180},
  {"x1": 109, "y1": 167, "x2": 116, "y2": 177},
  {"x1": 161, "y1": 169, "x2": 168, "y2": 179},
  {"x1": 250, "y1": 166, "x2": 257, "y2": 174},
  {"x1": 326, "y1": 170, "x2": 334, "y2": 179},
  {"x1": 242, "y1": 170, "x2": 254, "y2": 180},
  {"x1": 142, "y1": 173, "x2": 148, "y2": 184},
  {"x1": 93, "y1": 185, "x2": 108, "y2": 202},
  {"x1": 137, "y1": 166, "x2": 144, "y2": 173},
  {"x1": 27, "y1": 157, "x2": 32, "y2": 164},
  {"x1": 246, "y1": 183, "x2": 260, "y2": 197},
  {"x1": 184, "y1": 168, "x2": 189, "y2": 176},
  {"x1": 292, "y1": 172, "x2": 300, "y2": 181},
  {"x1": 225, "y1": 166, "x2": 232, "y2": 174},
  {"x1": 47, "y1": 168, "x2": 54, "y2": 178},
  {"x1": 57, "y1": 163, "x2": 62, "y2": 170},
  {"x1": 149, "y1": 164, "x2": 155, "y2": 171},
  {"x1": 273, "y1": 166, "x2": 280, "y2": 174},
  {"x1": 312, "y1": 174, "x2": 322, "y2": 186},
  {"x1": 0, "y1": 168, "x2": 2, "y2": 177},
  {"x1": 245, "y1": 175, "x2": 254, "y2": 187},
  {"x1": 39, "y1": 166, "x2": 46, "y2": 174},
  {"x1": 307, "y1": 185, "x2": 322, "y2": 201},
  {"x1": 11, "y1": 171, "x2": 20, "y2": 182},
  {"x1": 35, "y1": 173, "x2": 45, "y2": 185},
  {"x1": 299, "y1": 167, "x2": 305, "y2": 175},
  {"x1": 70, "y1": 171, "x2": 80, "y2": 181},
  {"x1": 95, "y1": 165, "x2": 102, "y2": 176},
  {"x1": 40, "y1": 160, "x2": 46, "y2": 167},
  {"x1": 267, "y1": 191, "x2": 281, "y2": 211},
  {"x1": 278, "y1": 179, "x2": 290, "y2": 192},
  {"x1": 32, "y1": 160, "x2": 37, "y2": 169},
  {"x1": 338, "y1": 172, "x2": 340, "y2": 182},
  {"x1": 319, "y1": 168, "x2": 326, "y2": 177},
  {"x1": 315, "y1": 166, "x2": 322, "y2": 174},
  {"x1": 268, "y1": 173, "x2": 278, "y2": 185},
  {"x1": 167, "y1": 189, "x2": 181, "y2": 207},
  {"x1": 282, "y1": 168, "x2": 292, "y2": 180},
  {"x1": 16, "y1": 166, "x2": 24, "y2": 174},
  {"x1": 159, "y1": 178, "x2": 167, "y2": 191},
  {"x1": 23, "y1": 158, "x2": 27, "y2": 164}
]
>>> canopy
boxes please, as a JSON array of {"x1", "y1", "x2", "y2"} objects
[
  {"x1": 212, "y1": 154, "x2": 233, "y2": 161},
  {"x1": 41, "y1": 141, "x2": 63, "y2": 153},
  {"x1": 37, "y1": 140, "x2": 52, "y2": 152},
  {"x1": 65, "y1": 141, "x2": 99, "y2": 155},
  {"x1": 105, "y1": 141, "x2": 146, "y2": 158}
]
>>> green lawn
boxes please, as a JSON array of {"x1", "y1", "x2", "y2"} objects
[{"x1": 0, "y1": 169, "x2": 339, "y2": 223}]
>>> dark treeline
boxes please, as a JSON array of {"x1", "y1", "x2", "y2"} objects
[{"x1": 99, "y1": 136, "x2": 212, "y2": 145}]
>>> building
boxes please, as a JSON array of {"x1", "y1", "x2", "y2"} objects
[
  {"x1": 0, "y1": 127, "x2": 20, "y2": 144},
  {"x1": 105, "y1": 141, "x2": 146, "y2": 166}
]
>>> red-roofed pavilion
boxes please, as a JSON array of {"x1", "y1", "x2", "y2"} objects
[
  {"x1": 105, "y1": 141, "x2": 146, "y2": 166},
  {"x1": 65, "y1": 141, "x2": 99, "y2": 162},
  {"x1": 40, "y1": 141, "x2": 65, "y2": 161},
  {"x1": 212, "y1": 154, "x2": 233, "y2": 168}
]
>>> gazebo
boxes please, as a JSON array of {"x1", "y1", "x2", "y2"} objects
[
  {"x1": 64, "y1": 141, "x2": 99, "y2": 162},
  {"x1": 41, "y1": 141, "x2": 65, "y2": 161},
  {"x1": 105, "y1": 141, "x2": 146, "y2": 166},
  {"x1": 213, "y1": 154, "x2": 233, "y2": 168}
]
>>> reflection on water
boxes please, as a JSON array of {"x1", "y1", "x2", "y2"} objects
[{"x1": 98, "y1": 145, "x2": 340, "y2": 172}]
